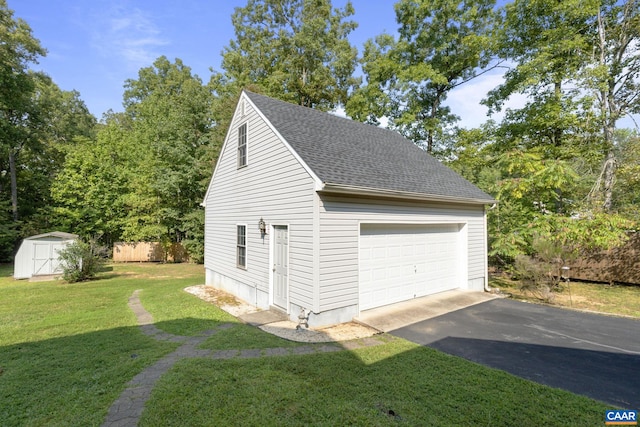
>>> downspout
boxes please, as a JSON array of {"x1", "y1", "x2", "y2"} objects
[{"x1": 484, "y1": 204, "x2": 497, "y2": 292}]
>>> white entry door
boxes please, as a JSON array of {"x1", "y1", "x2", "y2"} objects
[
  {"x1": 359, "y1": 224, "x2": 461, "y2": 311},
  {"x1": 273, "y1": 225, "x2": 289, "y2": 309}
]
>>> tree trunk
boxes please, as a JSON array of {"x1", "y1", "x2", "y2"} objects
[
  {"x1": 602, "y1": 133, "x2": 616, "y2": 212},
  {"x1": 9, "y1": 150, "x2": 18, "y2": 221},
  {"x1": 597, "y1": 9, "x2": 617, "y2": 212}
]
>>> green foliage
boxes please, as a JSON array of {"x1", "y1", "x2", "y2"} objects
[
  {"x1": 51, "y1": 131, "x2": 129, "y2": 245},
  {"x1": 0, "y1": 199, "x2": 18, "y2": 261},
  {"x1": 347, "y1": 0, "x2": 497, "y2": 153},
  {"x1": 52, "y1": 57, "x2": 213, "y2": 261},
  {"x1": 58, "y1": 238, "x2": 108, "y2": 282},
  {"x1": 510, "y1": 211, "x2": 633, "y2": 302},
  {"x1": 218, "y1": 0, "x2": 360, "y2": 110},
  {"x1": 0, "y1": 0, "x2": 45, "y2": 240},
  {"x1": 119, "y1": 57, "x2": 213, "y2": 246},
  {"x1": 2, "y1": 0, "x2": 639, "y2": 274},
  {"x1": 0, "y1": 3, "x2": 96, "y2": 258},
  {"x1": 181, "y1": 208, "x2": 205, "y2": 264},
  {"x1": 613, "y1": 130, "x2": 640, "y2": 221},
  {"x1": 531, "y1": 212, "x2": 633, "y2": 255}
]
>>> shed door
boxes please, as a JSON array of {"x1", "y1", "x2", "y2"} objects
[
  {"x1": 359, "y1": 224, "x2": 460, "y2": 311},
  {"x1": 33, "y1": 243, "x2": 53, "y2": 275},
  {"x1": 32, "y1": 242, "x2": 66, "y2": 276},
  {"x1": 273, "y1": 226, "x2": 289, "y2": 309},
  {"x1": 49, "y1": 243, "x2": 65, "y2": 274}
]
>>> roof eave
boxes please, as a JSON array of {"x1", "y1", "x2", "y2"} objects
[{"x1": 319, "y1": 183, "x2": 496, "y2": 205}]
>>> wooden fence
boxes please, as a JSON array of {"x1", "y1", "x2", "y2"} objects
[
  {"x1": 569, "y1": 233, "x2": 640, "y2": 285},
  {"x1": 113, "y1": 242, "x2": 189, "y2": 263}
]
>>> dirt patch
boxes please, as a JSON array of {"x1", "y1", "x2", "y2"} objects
[
  {"x1": 184, "y1": 285, "x2": 380, "y2": 342},
  {"x1": 184, "y1": 285, "x2": 260, "y2": 317}
]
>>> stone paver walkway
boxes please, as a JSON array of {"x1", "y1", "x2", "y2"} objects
[{"x1": 102, "y1": 290, "x2": 390, "y2": 427}]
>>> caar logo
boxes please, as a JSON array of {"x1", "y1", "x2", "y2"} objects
[{"x1": 605, "y1": 410, "x2": 637, "y2": 425}]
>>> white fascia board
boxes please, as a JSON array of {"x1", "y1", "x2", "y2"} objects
[{"x1": 319, "y1": 183, "x2": 497, "y2": 205}]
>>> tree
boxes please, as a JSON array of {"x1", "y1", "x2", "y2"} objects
[
  {"x1": 53, "y1": 57, "x2": 213, "y2": 260},
  {"x1": 347, "y1": 0, "x2": 498, "y2": 153},
  {"x1": 584, "y1": 0, "x2": 640, "y2": 211},
  {"x1": 17, "y1": 73, "x2": 96, "y2": 235},
  {"x1": 483, "y1": 0, "x2": 601, "y2": 159},
  {"x1": 120, "y1": 57, "x2": 213, "y2": 250},
  {"x1": 485, "y1": 0, "x2": 640, "y2": 213},
  {"x1": 217, "y1": 0, "x2": 359, "y2": 110},
  {"x1": 613, "y1": 130, "x2": 640, "y2": 221},
  {"x1": 51, "y1": 123, "x2": 130, "y2": 247},
  {"x1": 0, "y1": 0, "x2": 46, "y2": 222}
]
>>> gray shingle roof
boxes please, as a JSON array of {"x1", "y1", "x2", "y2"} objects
[{"x1": 245, "y1": 90, "x2": 494, "y2": 203}]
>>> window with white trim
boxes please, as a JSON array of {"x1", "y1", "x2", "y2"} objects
[
  {"x1": 237, "y1": 123, "x2": 247, "y2": 168},
  {"x1": 237, "y1": 225, "x2": 246, "y2": 268}
]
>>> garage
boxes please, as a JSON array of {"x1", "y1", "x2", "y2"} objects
[{"x1": 359, "y1": 223, "x2": 462, "y2": 310}]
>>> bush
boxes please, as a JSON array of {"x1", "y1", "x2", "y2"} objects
[
  {"x1": 58, "y1": 238, "x2": 108, "y2": 282},
  {"x1": 512, "y1": 237, "x2": 574, "y2": 303}
]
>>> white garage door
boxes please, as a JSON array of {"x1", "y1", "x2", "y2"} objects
[{"x1": 359, "y1": 224, "x2": 461, "y2": 311}]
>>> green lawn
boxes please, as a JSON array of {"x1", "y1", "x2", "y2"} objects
[{"x1": 0, "y1": 263, "x2": 611, "y2": 426}]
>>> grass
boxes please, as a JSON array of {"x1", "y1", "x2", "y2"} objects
[
  {"x1": 0, "y1": 262, "x2": 212, "y2": 426},
  {"x1": 491, "y1": 275, "x2": 640, "y2": 318},
  {"x1": 0, "y1": 263, "x2": 615, "y2": 426},
  {"x1": 142, "y1": 340, "x2": 608, "y2": 426},
  {"x1": 199, "y1": 323, "x2": 308, "y2": 350}
]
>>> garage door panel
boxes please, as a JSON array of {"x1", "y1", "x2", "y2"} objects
[{"x1": 359, "y1": 224, "x2": 461, "y2": 311}]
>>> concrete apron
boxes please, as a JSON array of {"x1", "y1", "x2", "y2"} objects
[{"x1": 354, "y1": 289, "x2": 500, "y2": 332}]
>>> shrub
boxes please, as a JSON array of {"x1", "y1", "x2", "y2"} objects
[
  {"x1": 512, "y1": 237, "x2": 574, "y2": 302},
  {"x1": 58, "y1": 238, "x2": 108, "y2": 282}
]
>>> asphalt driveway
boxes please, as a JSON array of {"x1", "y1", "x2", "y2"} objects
[{"x1": 390, "y1": 298, "x2": 640, "y2": 408}]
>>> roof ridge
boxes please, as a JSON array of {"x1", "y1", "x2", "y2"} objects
[
  {"x1": 243, "y1": 90, "x2": 494, "y2": 204},
  {"x1": 243, "y1": 89, "x2": 407, "y2": 139}
]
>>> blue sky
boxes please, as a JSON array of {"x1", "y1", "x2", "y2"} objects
[
  {"x1": 13, "y1": 0, "x2": 636, "y2": 131},
  {"x1": 11, "y1": 0, "x2": 513, "y2": 128}
]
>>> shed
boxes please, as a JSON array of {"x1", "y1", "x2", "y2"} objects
[
  {"x1": 203, "y1": 90, "x2": 495, "y2": 327},
  {"x1": 13, "y1": 232, "x2": 78, "y2": 279}
]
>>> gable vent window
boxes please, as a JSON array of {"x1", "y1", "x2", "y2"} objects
[
  {"x1": 237, "y1": 123, "x2": 247, "y2": 168},
  {"x1": 237, "y1": 225, "x2": 246, "y2": 268}
]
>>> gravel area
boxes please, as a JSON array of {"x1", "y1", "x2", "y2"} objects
[{"x1": 185, "y1": 285, "x2": 380, "y2": 342}]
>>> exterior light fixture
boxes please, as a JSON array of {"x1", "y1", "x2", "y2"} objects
[{"x1": 258, "y1": 218, "x2": 267, "y2": 235}]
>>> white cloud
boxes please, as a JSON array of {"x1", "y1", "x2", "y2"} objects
[
  {"x1": 89, "y1": 3, "x2": 169, "y2": 69},
  {"x1": 445, "y1": 68, "x2": 528, "y2": 129}
]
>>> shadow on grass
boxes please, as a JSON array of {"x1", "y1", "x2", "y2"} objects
[
  {"x1": 140, "y1": 341, "x2": 610, "y2": 427},
  {"x1": 0, "y1": 310, "x2": 619, "y2": 427},
  {"x1": 428, "y1": 336, "x2": 640, "y2": 409},
  {"x1": 0, "y1": 317, "x2": 226, "y2": 427}
]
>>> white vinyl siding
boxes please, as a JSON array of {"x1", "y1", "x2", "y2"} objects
[
  {"x1": 318, "y1": 194, "x2": 486, "y2": 312},
  {"x1": 205, "y1": 95, "x2": 316, "y2": 311}
]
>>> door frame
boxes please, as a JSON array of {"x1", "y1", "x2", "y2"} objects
[{"x1": 269, "y1": 223, "x2": 290, "y2": 312}]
